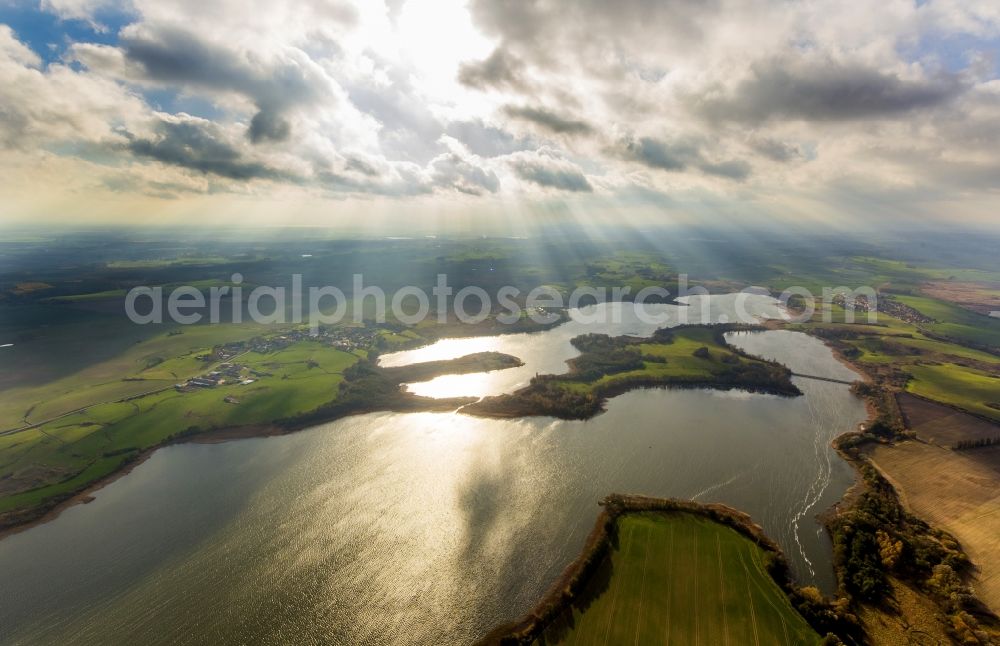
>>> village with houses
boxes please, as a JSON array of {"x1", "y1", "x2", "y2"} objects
[
  {"x1": 831, "y1": 292, "x2": 934, "y2": 325},
  {"x1": 173, "y1": 325, "x2": 384, "y2": 394}
]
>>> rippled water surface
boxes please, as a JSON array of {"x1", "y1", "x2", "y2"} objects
[{"x1": 0, "y1": 296, "x2": 865, "y2": 645}]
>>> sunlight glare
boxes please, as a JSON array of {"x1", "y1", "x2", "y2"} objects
[{"x1": 395, "y1": 0, "x2": 494, "y2": 98}]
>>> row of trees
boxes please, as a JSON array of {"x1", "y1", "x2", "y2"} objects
[
  {"x1": 469, "y1": 330, "x2": 804, "y2": 419},
  {"x1": 953, "y1": 436, "x2": 1000, "y2": 450},
  {"x1": 467, "y1": 380, "x2": 601, "y2": 420},
  {"x1": 566, "y1": 334, "x2": 645, "y2": 381}
]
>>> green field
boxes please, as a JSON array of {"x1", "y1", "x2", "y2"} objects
[
  {"x1": 906, "y1": 364, "x2": 1000, "y2": 421},
  {"x1": 579, "y1": 327, "x2": 786, "y2": 392},
  {"x1": 0, "y1": 328, "x2": 513, "y2": 519},
  {"x1": 0, "y1": 322, "x2": 274, "y2": 427},
  {"x1": 556, "y1": 328, "x2": 746, "y2": 395},
  {"x1": 797, "y1": 298, "x2": 1000, "y2": 421},
  {"x1": 621, "y1": 328, "x2": 754, "y2": 379},
  {"x1": 535, "y1": 512, "x2": 819, "y2": 646},
  {"x1": 894, "y1": 294, "x2": 1000, "y2": 348},
  {"x1": 0, "y1": 340, "x2": 363, "y2": 513},
  {"x1": 41, "y1": 288, "x2": 128, "y2": 302},
  {"x1": 104, "y1": 256, "x2": 239, "y2": 268}
]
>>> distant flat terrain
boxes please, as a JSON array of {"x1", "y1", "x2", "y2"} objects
[
  {"x1": 921, "y1": 281, "x2": 1000, "y2": 317},
  {"x1": 534, "y1": 512, "x2": 819, "y2": 646},
  {"x1": 865, "y1": 441, "x2": 1000, "y2": 614}
]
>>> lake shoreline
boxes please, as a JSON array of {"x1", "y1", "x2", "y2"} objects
[
  {"x1": 788, "y1": 323, "x2": 1000, "y2": 641},
  {"x1": 0, "y1": 344, "x2": 535, "y2": 538},
  {"x1": 476, "y1": 494, "x2": 829, "y2": 645},
  {"x1": 0, "y1": 394, "x2": 478, "y2": 540},
  {"x1": 0, "y1": 367, "x2": 805, "y2": 540},
  {"x1": 0, "y1": 307, "x2": 831, "y2": 542},
  {"x1": 475, "y1": 327, "x2": 897, "y2": 646},
  {"x1": 0, "y1": 307, "x2": 879, "y2": 644},
  {"x1": 464, "y1": 323, "x2": 803, "y2": 419},
  {"x1": 0, "y1": 306, "x2": 835, "y2": 541},
  {"x1": 463, "y1": 379, "x2": 801, "y2": 420}
]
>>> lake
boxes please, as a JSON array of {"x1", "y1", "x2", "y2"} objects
[{"x1": 0, "y1": 296, "x2": 865, "y2": 645}]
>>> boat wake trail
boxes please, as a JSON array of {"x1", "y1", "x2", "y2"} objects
[
  {"x1": 790, "y1": 382, "x2": 838, "y2": 577},
  {"x1": 692, "y1": 467, "x2": 752, "y2": 502}
]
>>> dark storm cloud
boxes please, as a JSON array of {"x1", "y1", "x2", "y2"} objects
[
  {"x1": 689, "y1": 60, "x2": 962, "y2": 123},
  {"x1": 123, "y1": 27, "x2": 245, "y2": 86},
  {"x1": 618, "y1": 136, "x2": 701, "y2": 171},
  {"x1": 458, "y1": 48, "x2": 527, "y2": 91},
  {"x1": 431, "y1": 153, "x2": 500, "y2": 195},
  {"x1": 699, "y1": 159, "x2": 751, "y2": 181},
  {"x1": 344, "y1": 156, "x2": 379, "y2": 177},
  {"x1": 248, "y1": 110, "x2": 291, "y2": 143},
  {"x1": 125, "y1": 117, "x2": 292, "y2": 181},
  {"x1": 444, "y1": 120, "x2": 534, "y2": 157},
  {"x1": 120, "y1": 26, "x2": 328, "y2": 144},
  {"x1": 618, "y1": 136, "x2": 749, "y2": 180},
  {"x1": 467, "y1": 0, "x2": 714, "y2": 68},
  {"x1": 510, "y1": 158, "x2": 592, "y2": 192},
  {"x1": 502, "y1": 105, "x2": 593, "y2": 135},
  {"x1": 748, "y1": 137, "x2": 802, "y2": 162}
]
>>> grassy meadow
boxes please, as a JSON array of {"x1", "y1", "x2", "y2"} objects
[
  {"x1": 0, "y1": 322, "x2": 275, "y2": 428},
  {"x1": 534, "y1": 512, "x2": 820, "y2": 646},
  {"x1": 905, "y1": 364, "x2": 1000, "y2": 421},
  {"x1": 893, "y1": 294, "x2": 1000, "y2": 349},
  {"x1": 0, "y1": 339, "x2": 363, "y2": 514}
]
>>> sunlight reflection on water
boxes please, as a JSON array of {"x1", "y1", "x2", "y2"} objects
[
  {"x1": 0, "y1": 296, "x2": 863, "y2": 646},
  {"x1": 381, "y1": 295, "x2": 787, "y2": 398}
]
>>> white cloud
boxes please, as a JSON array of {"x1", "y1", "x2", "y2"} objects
[
  {"x1": 0, "y1": 0, "x2": 998, "y2": 223},
  {"x1": 40, "y1": 0, "x2": 128, "y2": 26},
  {"x1": 0, "y1": 27, "x2": 148, "y2": 148}
]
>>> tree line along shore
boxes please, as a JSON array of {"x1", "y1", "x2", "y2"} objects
[
  {"x1": 464, "y1": 323, "x2": 802, "y2": 420},
  {"x1": 477, "y1": 494, "x2": 830, "y2": 645},
  {"x1": 0, "y1": 317, "x2": 801, "y2": 535},
  {"x1": 779, "y1": 309, "x2": 1000, "y2": 644}
]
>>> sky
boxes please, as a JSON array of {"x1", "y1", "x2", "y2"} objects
[{"x1": 0, "y1": 0, "x2": 999, "y2": 230}]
